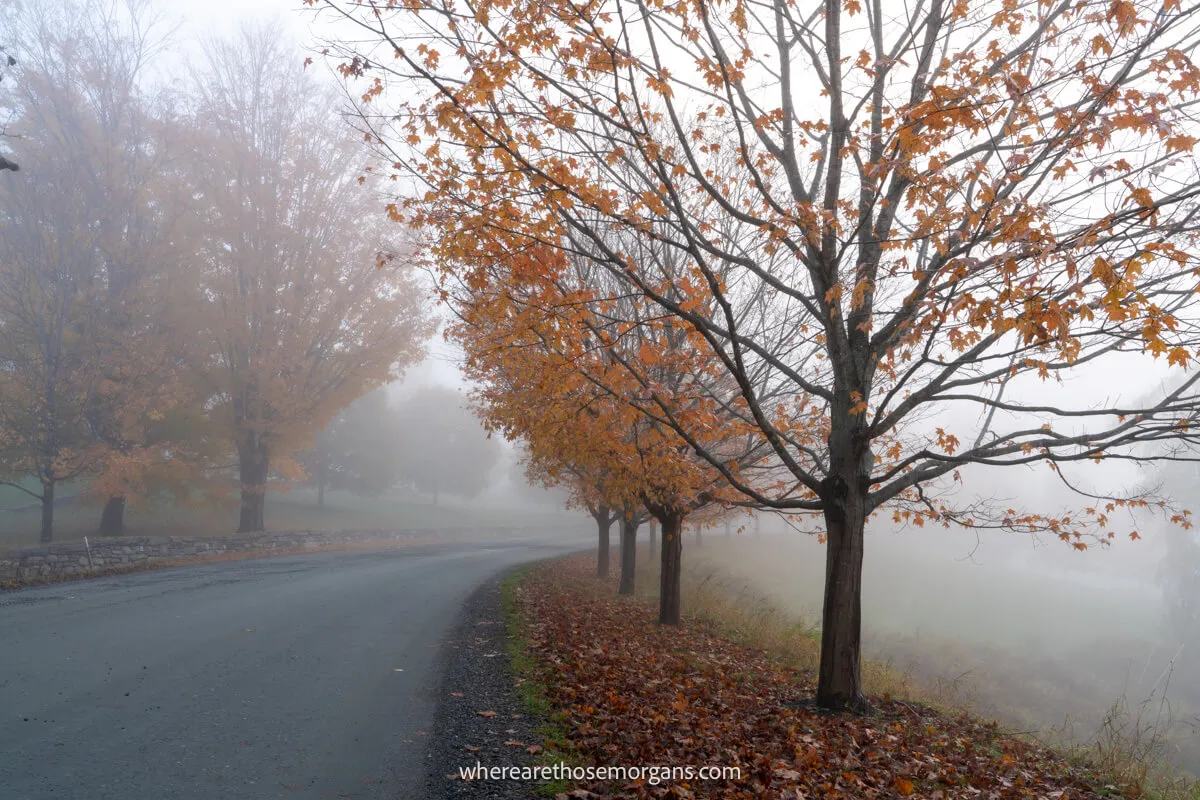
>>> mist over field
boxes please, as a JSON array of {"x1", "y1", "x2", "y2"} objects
[
  {"x1": 0, "y1": 377, "x2": 578, "y2": 548},
  {"x1": 684, "y1": 500, "x2": 1200, "y2": 771}
]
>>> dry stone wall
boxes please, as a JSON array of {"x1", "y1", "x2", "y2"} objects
[{"x1": 0, "y1": 528, "x2": 461, "y2": 581}]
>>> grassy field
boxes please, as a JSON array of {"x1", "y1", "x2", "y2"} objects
[{"x1": 0, "y1": 481, "x2": 581, "y2": 550}]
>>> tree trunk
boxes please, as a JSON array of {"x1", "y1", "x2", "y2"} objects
[
  {"x1": 815, "y1": 471, "x2": 869, "y2": 712},
  {"x1": 316, "y1": 457, "x2": 326, "y2": 509},
  {"x1": 237, "y1": 437, "x2": 269, "y2": 533},
  {"x1": 754, "y1": 513, "x2": 761, "y2": 537},
  {"x1": 596, "y1": 510, "x2": 612, "y2": 579},
  {"x1": 618, "y1": 515, "x2": 639, "y2": 596},
  {"x1": 40, "y1": 480, "x2": 55, "y2": 544},
  {"x1": 657, "y1": 512, "x2": 684, "y2": 625},
  {"x1": 98, "y1": 496, "x2": 125, "y2": 537},
  {"x1": 648, "y1": 518, "x2": 657, "y2": 557}
]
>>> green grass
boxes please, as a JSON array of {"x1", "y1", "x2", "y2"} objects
[
  {"x1": 0, "y1": 486, "x2": 578, "y2": 550},
  {"x1": 499, "y1": 566, "x2": 583, "y2": 797}
]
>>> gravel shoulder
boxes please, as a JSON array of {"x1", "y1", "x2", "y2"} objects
[{"x1": 423, "y1": 569, "x2": 545, "y2": 799}]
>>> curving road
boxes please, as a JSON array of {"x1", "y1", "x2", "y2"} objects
[{"x1": 0, "y1": 536, "x2": 581, "y2": 800}]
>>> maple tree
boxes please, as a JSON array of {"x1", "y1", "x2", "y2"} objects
[
  {"x1": 0, "y1": 0, "x2": 190, "y2": 542},
  {"x1": 448, "y1": 245, "x2": 768, "y2": 623},
  {"x1": 184, "y1": 28, "x2": 433, "y2": 532},
  {"x1": 323, "y1": 0, "x2": 1200, "y2": 710}
]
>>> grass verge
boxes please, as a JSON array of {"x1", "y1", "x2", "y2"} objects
[{"x1": 499, "y1": 565, "x2": 582, "y2": 797}]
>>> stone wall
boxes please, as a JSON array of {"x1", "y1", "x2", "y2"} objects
[{"x1": 0, "y1": 528, "x2": 461, "y2": 582}]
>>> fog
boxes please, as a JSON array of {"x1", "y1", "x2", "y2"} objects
[
  {"x1": 0, "y1": 0, "x2": 574, "y2": 547},
  {"x1": 4, "y1": 0, "x2": 1200, "y2": 786},
  {"x1": 686, "y1": 479, "x2": 1200, "y2": 771}
]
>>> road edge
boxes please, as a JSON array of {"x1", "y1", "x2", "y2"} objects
[{"x1": 422, "y1": 563, "x2": 556, "y2": 799}]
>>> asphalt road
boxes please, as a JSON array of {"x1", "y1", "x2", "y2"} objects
[{"x1": 0, "y1": 536, "x2": 581, "y2": 800}]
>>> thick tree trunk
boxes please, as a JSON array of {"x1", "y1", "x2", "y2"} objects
[
  {"x1": 618, "y1": 515, "x2": 639, "y2": 596},
  {"x1": 40, "y1": 480, "x2": 55, "y2": 544},
  {"x1": 815, "y1": 468, "x2": 870, "y2": 711},
  {"x1": 237, "y1": 438, "x2": 269, "y2": 533},
  {"x1": 648, "y1": 518, "x2": 657, "y2": 557},
  {"x1": 658, "y1": 512, "x2": 684, "y2": 625},
  {"x1": 98, "y1": 496, "x2": 125, "y2": 537},
  {"x1": 596, "y1": 511, "x2": 612, "y2": 579}
]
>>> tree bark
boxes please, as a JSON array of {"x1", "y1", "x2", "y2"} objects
[
  {"x1": 237, "y1": 437, "x2": 269, "y2": 533},
  {"x1": 40, "y1": 479, "x2": 55, "y2": 544},
  {"x1": 657, "y1": 511, "x2": 684, "y2": 625},
  {"x1": 648, "y1": 518, "x2": 657, "y2": 558},
  {"x1": 815, "y1": 461, "x2": 870, "y2": 711},
  {"x1": 316, "y1": 457, "x2": 326, "y2": 509},
  {"x1": 618, "y1": 515, "x2": 639, "y2": 596},
  {"x1": 595, "y1": 507, "x2": 613, "y2": 579},
  {"x1": 98, "y1": 496, "x2": 125, "y2": 537}
]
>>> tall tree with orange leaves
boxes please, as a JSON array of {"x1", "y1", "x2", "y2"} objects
[
  {"x1": 323, "y1": 0, "x2": 1200, "y2": 710},
  {"x1": 186, "y1": 28, "x2": 432, "y2": 532},
  {"x1": 451, "y1": 244, "x2": 773, "y2": 623},
  {"x1": 0, "y1": 0, "x2": 192, "y2": 542}
]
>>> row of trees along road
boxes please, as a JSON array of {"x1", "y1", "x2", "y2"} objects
[
  {"x1": 0, "y1": 0, "x2": 432, "y2": 541},
  {"x1": 321, "y1": 0, "x2": 1200, "y2": 712}
]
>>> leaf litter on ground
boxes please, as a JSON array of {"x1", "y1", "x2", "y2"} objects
[{"x1": 514, "y1": 556, "x2": 1118, "y2": 800}]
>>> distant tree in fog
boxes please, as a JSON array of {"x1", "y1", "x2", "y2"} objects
[
  {"x1": 393, "y1": 385, "x2": 500, "y2": 506},
  {"x1": 302, "y1": 389, "x2": 405, "y2": 507},
  {"x1": 0, "y1": 0, "x2": 192, "y2": 542},
  {"x1": 184, "y1": 28, "x2": 433, "y2": 533},
  {"x1": 0, "y1": 12, "x2": 434, "y2": 539}
]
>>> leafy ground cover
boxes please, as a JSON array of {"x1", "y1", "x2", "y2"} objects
[{"x1": 511, "y1": 554, "x2": 1120, "y2": 799}]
